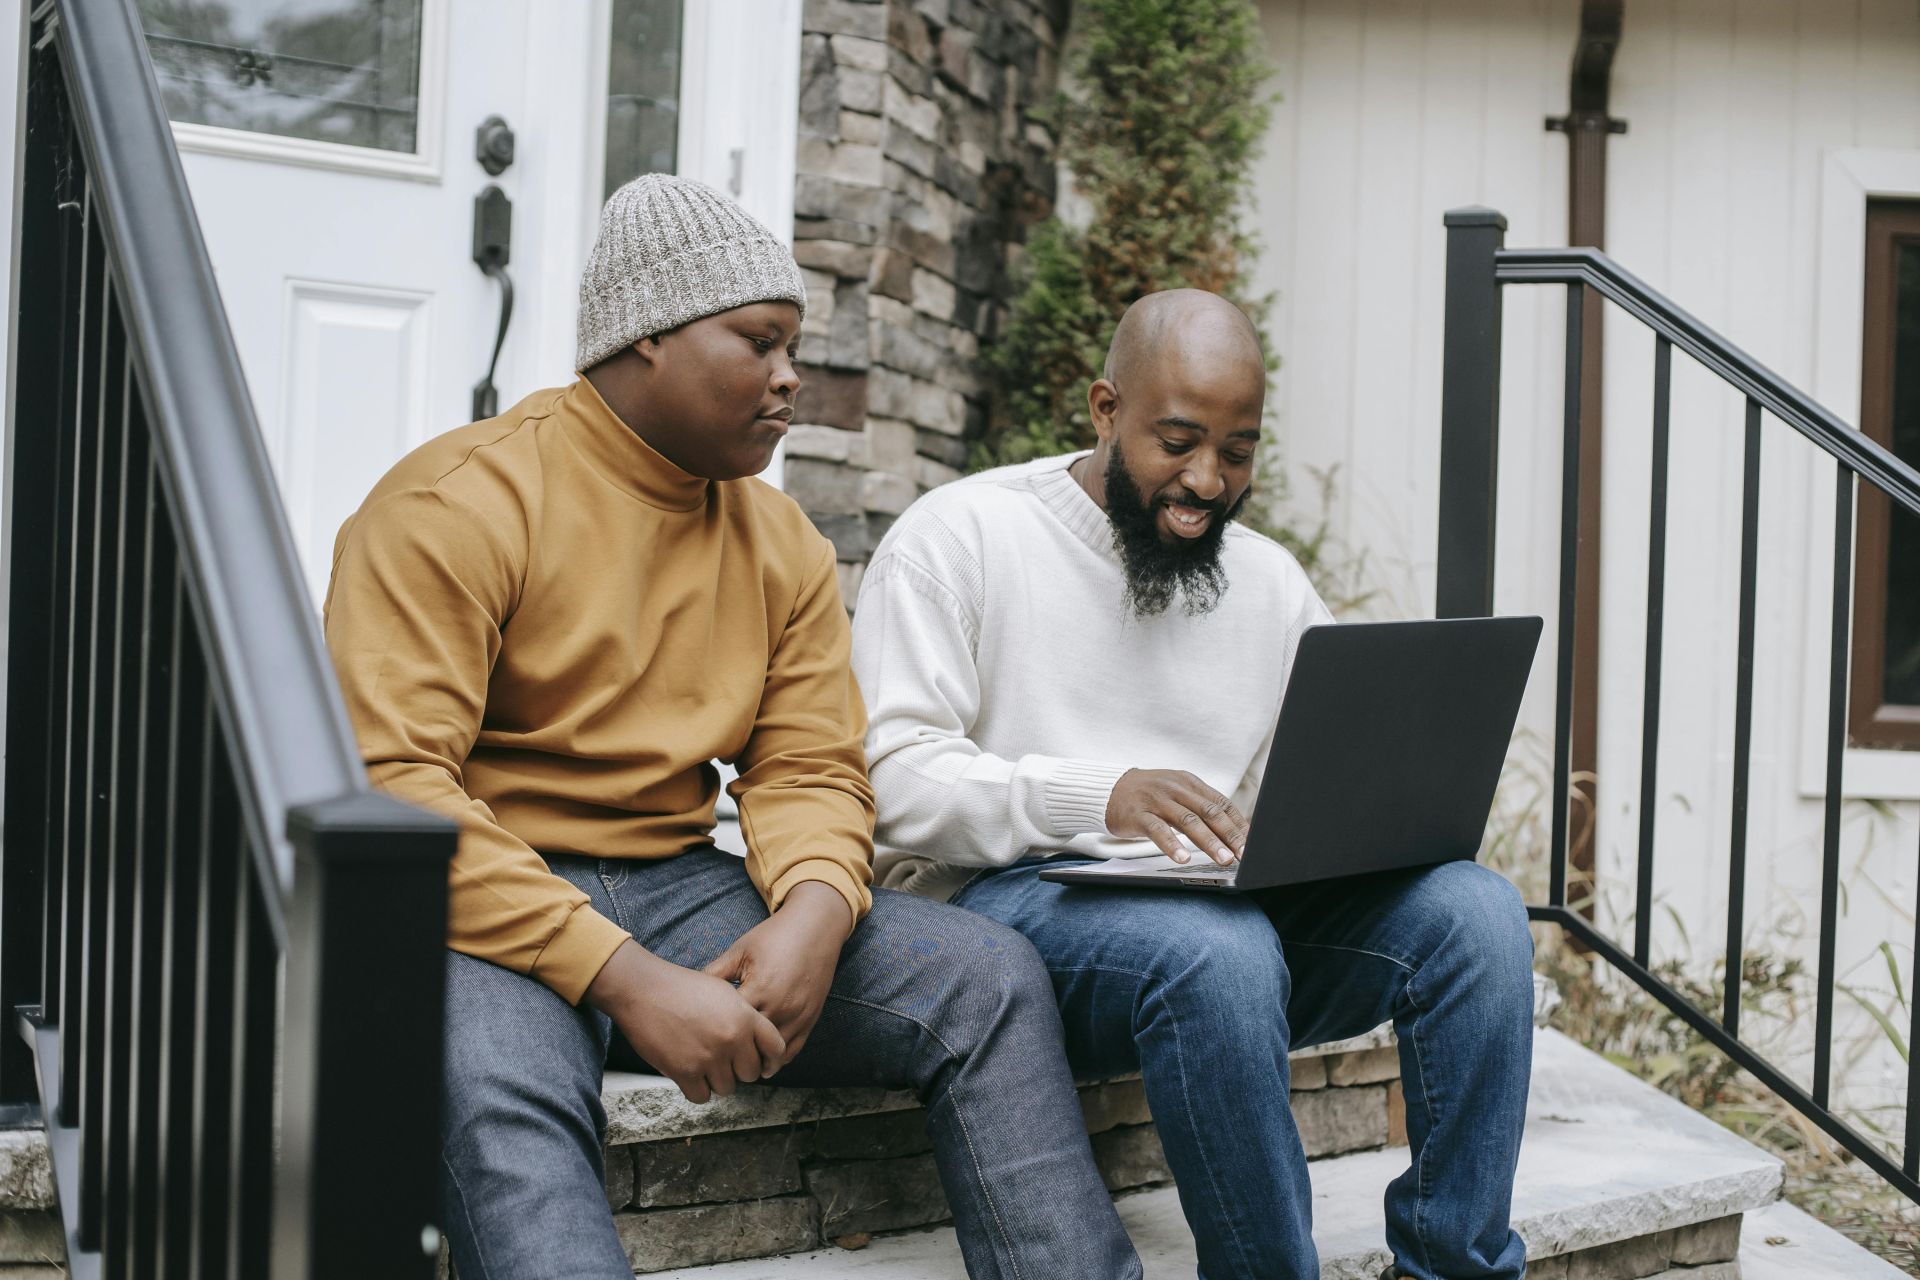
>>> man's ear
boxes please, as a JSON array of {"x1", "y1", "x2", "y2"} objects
[
  {"x1": 1087, "y1": 378, "x2": 1120, "y2": 442},
  {"x1": 631, "y1": 334, "x2": 664, "y2": 369}
]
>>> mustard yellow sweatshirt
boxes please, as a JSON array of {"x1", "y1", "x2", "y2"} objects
[{"x1": 323, "y1": 379, "x2": 874, "y2": 1004}]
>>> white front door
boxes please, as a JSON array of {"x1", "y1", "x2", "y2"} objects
[{"x1": 134, "y1": 0, "x2": 799, "y2": 604}]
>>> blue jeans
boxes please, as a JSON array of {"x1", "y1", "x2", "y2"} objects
[
  {"x1": 953, "y1": 858, "x2": 1535, "y2": 1280},
  {"x1": 440, "y1": 848, "x2": 1141, "y2": 1280}
]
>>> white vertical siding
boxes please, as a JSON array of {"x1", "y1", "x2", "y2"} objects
[
  {"x1": 1252, "y1": 0, "x2": 1578, "y2": 812},
  {"x1": 1252, "y1": 0, "x2": 1920, "y2": 1124}
]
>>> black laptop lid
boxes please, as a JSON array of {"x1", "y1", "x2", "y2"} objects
[{"x1": 1235, "y1": 616, "x2": 1542, "y2": 891}]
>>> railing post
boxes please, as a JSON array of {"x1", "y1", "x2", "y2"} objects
[
  {"x1": 1436, "y1": 206, "x2": 1508, "y2": 618},
  {"x1": 0, "y1": 0, "x2": 61, "y2": 1119},
  {"x1": 272, "y1": 793, "x2": 455, "y2": 1280}
]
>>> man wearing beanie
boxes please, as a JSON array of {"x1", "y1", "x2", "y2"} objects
[{"x1": 324, "y1": 175, "x2": 1140, "y2": 1279}]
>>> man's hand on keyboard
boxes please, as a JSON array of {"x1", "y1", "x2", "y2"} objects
[{"x1": 1104, "y1": 769, "x2": 1247, "y2": 866}]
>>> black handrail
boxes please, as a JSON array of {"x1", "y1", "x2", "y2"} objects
[
  {"x1": 2, "y1": 1, "x2": 457, "y2": 1276},
  {"x1": 52, "y1": 0, "x2": 364, "y2": 919},
  {"x1": 1437, "y1": 206, "x2": 1920, "y2": 1207},
  {"x1": 1495, "y1": 245, "x2": 1920, "y2": 519}
]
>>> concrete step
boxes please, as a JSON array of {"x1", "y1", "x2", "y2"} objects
[
  {"x1": 1738, "y1": 1199, "x2": 1909, "y2": 1279},
  {"x1": 641, "y1": 1191, "x2": 1904, "y2": 1280},
  {"x1": 645, "y1": 1030, "x2": 1786, "y2": 1280}
]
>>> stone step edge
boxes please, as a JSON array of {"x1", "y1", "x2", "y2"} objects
[
  {"x1": 1202, "y1": 1150, "x2": 1778, "y2": 1280},
  {"x1": 0, "y1": 1027, "x2": 1396, "y2": 1213},
  {"x1": 1247, "y1": 1189, "x2": 1772, "y2": 1280},
  {"x1": 0, "y1": 1132, "x2": 51, "y2": 1214},
  {"x1": 604, "y1": 1024, "x2": 1394, "y2": 1146},
  {"x1": 1496, "y1": 1165, "x2": 1780, "y2": 1273}
]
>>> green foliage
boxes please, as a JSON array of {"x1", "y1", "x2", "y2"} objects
[{"x1": 981, "y1": 0, "x2": 1276, "y2": 464}]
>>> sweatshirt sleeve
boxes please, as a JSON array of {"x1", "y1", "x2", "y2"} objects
[
  {"x1": 851, "y1": 544, "x2": 1131, "y2": 869},
  {"x1": 728, "y1": 540, "x2": 876, "y2": 927},
  {"x1": 323, "y1": 487, "x2": 631, "y2": 1005}
]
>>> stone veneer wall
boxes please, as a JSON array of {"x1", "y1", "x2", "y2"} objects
[
  {"x1": 607, "y1": 1042, "x2": 1407, "y2": 1274},
  {"x1": 787, "y1": 0, "x2": 1072, "y2": 608}
]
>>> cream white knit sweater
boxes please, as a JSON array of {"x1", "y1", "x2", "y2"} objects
[{"x1": 850, "y1": 453, "x2": 1331, "y2": 900}]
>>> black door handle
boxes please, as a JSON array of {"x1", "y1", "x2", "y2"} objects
[
  {"x1": 471, "y1": 183, "x2": 513, "y2": 420},
  {"x1": 476, "y1": 114, "x2": 516, "y2": 175}
]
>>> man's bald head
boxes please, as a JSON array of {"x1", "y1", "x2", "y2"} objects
[{"x1": 1102, "y1": 289, "x2": 1266, "y2": 390}]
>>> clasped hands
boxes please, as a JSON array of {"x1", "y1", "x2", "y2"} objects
[
  {"x1": 589, "y1": 768, "x2": 1242, "y2": 1105},
  {"x1": 584, "y1": 880, "x2": 852, "y2": 1104}
]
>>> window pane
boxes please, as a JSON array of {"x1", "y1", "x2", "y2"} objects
[
  {"x1": 604, "y1": 0, "x2": 683, "y2": 198},
  {"x1": 137, "y1": 0, "x2": 422, "y2": 153},
  {"x1": 1884, "y1": 239, "x2": 1920, "y2": 707}
]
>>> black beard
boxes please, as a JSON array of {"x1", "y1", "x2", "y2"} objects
[{"x1": 1102, "y1": 442, "x2": 1248, "y2": 620}]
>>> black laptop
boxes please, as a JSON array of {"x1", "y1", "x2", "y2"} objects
[{"x1": 1038, "y1": 616, "x2": 1543, "y2": 892}]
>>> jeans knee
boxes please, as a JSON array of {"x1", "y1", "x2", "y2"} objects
[
  {"x1": 1152, "y1": 912, "x2": 1290, "y2": 1029},
  {"x1": 988, "y1": 921, "x2": 1057, "y2": 1007},
  {"x1": 935, "y1": 916, "x2": 1060, "y2": 1038},
  {"x1": 1434, "y1": 863, "x2": 1535, "y2": 1001}
]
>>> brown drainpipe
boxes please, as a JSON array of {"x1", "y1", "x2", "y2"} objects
[{"x1": 1547, "y1": 0, "x2": 1625, "y2": 919}]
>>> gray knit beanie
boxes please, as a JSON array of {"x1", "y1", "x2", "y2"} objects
[{"x1": 576, "y1": 174, "x2": 807, "y2": 372}]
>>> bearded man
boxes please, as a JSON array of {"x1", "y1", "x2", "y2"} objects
[{"x1": 851, "y1": 289, "x2": 1536, "y2": 1280}]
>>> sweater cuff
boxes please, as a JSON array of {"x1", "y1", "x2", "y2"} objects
[
  {"x1": 768, "y1": 859, "x2": 873, "y2": 930},
  {"x1": 1042, "y1": 759, "x2": 1133, "y2": 836},
  {"x1": 530, "y1": 902, "x2": 633, "y2": 1006}
]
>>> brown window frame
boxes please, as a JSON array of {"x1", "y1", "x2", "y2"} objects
[{"x1": 1849, "y1": 198, "x2": 1920, "y2": 750}]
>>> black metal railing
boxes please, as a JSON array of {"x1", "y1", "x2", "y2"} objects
[
  {"x1": 2, "y1": 2, "x2": 457, "y2": 1277},
  {"x1": 1437, "y1": 206, "x2": 1920, "y2": 1205}
]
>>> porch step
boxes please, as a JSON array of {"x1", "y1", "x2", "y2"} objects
[
  {"x1": 596, "y1": 1028, "x2": 1406, "y2": 1272},
  {"x1": 1738, "y1": 1199, "x2": 1908, "y2": 1279},
  {"x1": 640, "y1": 1190, "x2": 1900, "y2": 1280},
  {"x1": 643, "y1": 1030, "x2": 1786, "y2": 1280}
]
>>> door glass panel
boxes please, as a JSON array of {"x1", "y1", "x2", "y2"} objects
[
  {"x1": 1883, "y1": 239, "x2": 1920, "y2": 706},
  {"x1": 604, "y1": 0, "x2": 683, "y2": 197},
  {"x1": 137, "y1": 0, "x2": 423, "y2": 153}
]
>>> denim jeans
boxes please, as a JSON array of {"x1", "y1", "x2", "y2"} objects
[
  {"x1": 953, "y1": 857, "x2": 1535, "y2": 1280},
  {"x1": 440, "y1": 847, "x2": 1141, "y2": 1280}
]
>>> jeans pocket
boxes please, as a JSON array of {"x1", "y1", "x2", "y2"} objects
[{"x1": 597, "y1": 861, "x2": 630, "y2": 931}]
